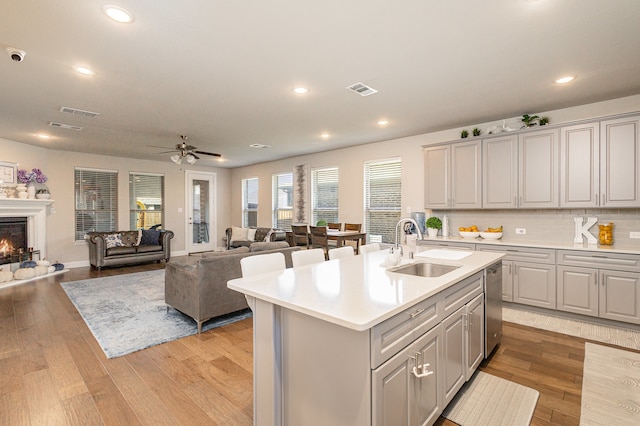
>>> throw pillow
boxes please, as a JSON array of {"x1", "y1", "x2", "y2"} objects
[
  {"x1": 104, "y1": 233, "x2": 123, "y2": 249},
  {"x1": 135, "y1": 229, "x2": 142, "y2": 246},
  {"x1": 230, "y1": 226, "x2": 249, "y2": 242},
  {"x1": 247, "y1": 228, "x2": 257, "y2": 241},
  {"x1": 263, "y1": 229, "x2": 274, "y2": 242},
  {"x1": 140, "y1": 229, "x2": 161, "y2": 245}
]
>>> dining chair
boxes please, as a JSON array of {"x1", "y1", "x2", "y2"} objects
[
  {"x1": 328, "y1": 222, "x2": 342, "y2": 231},
  {"x1": 343, "y1": 223, "x2": 363, "y2": 253},
  {"x1": 240, "y1": 252, "x2": 286, "y2": 310},
  {"x1": 292, "y1": 248, "x2": 326, "y2": 268},
  {"x1": 359, "y1": 243, "x2": 381, "y2": 254},
  {"x1": 309, "y1": 225, "x2": 330, "y2": 260},
  {"x1": 291, "y1": 224, "x2": 310, "y2": 248},
  {"x1": 328, "y1": 245, "x2": 354, "y2": 260}
]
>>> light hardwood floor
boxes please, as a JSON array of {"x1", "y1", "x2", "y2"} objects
[{"x1": 1, "y1": 259, "x2": 633, "y2": 425}]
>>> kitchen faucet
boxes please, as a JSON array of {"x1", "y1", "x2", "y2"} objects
[{"x1": 395, "y1": 217, "x2": 423, "y2": 255}]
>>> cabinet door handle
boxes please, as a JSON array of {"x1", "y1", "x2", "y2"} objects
[
  {"x1": 412, "y1": 363, "x2": 433, "y2": 378},
  {"x1": 602, "y1": 193, "x2": 605, "y2": 205},
  {"x1": 410, "y1": 308, "x2": 425, "y2": 318},
  {"x1": 595, "y1": 193, "x2": 599, "y2": 206}
]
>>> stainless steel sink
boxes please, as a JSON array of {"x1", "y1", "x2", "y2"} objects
[{"x1": 391, "y1": 262, "x2": 460, "y2": 277}]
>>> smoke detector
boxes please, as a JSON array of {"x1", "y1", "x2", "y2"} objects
[{"x1": 6, "y1": 47, "x2": 26, "y2": 62}]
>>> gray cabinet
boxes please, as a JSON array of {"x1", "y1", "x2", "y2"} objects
[
  {"x1": 560, "y1": 122, "x2": 600, "y2": 207},
  {"x1": 482, "y1": 129, "x2": 559, "y2": 209},
  {"x1": 600, "y1": 115, "x2": 640, "y2": 207},
  {"x1": 417, "y1": 240, "x2": 476, "y2": 251},
  {"x1": 557, "y1": 250, "x2": 640, "y2": 324},
  {"x1": 424, "y1": 140, "x2": 482, "y2": 209}
]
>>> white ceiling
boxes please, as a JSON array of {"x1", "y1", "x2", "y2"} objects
[{"x1": 1, "y1": 0, "x2": 639, "y2": 168}]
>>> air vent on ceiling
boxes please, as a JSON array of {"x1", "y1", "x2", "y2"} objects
[
  {"x1": 346, "y1": 82, "x2": 378, "y2": 97},
  {"x1": 49, "y1": 121, "x2": 84, "y2": 131},
  {"x1": 59, "y1": 106, "x2": 100, "y2": 118}
]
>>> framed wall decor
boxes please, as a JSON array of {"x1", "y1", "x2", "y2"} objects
[{"x1": 0, "y1": 161, "x2": 17, "y2": 184}]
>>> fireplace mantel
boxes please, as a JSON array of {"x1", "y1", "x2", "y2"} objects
[{"x1": 0, "y1": 198, "x2": 54, "y2": 259}]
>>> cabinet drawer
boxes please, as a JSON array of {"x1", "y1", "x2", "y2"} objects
[
  {"x1": 441, "y1": 272, "x2": 483, "y2": 318},
  {"x1": 479, "y1": 244, "x2": 556, "y2": 264},
  {"x1": 557, "y1": 250, "x2": 640, "y2": 272},
  {"x1": 418, "y1": 240, "x2": 476, "y2": 250},
  {"x1": 371, "y1": 296, "x2": 441, "y2": 369}
]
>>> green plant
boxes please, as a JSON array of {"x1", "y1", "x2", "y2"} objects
[
  {"x1": 460, "y1": 130, "x2": 469, "y2": 138},
  {"x1": 521, "y1": 114, "x2": 540, "y2": 127},
  {"x1": 315, "y1": 219, "x2": 327, "y2": 226},
  {"x1": 426, "y1": 216, "x2": 442, "y2": 230},
  {"x1": 472, "y1": 128, "x2": 481, "y2": 136},
  {"x1": 539, "y1": 116, "x2": 550, "y2": 126}
]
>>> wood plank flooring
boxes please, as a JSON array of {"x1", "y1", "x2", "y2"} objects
[{"x1": 1, "y1": 259, "x2": 633, "y2": 425}]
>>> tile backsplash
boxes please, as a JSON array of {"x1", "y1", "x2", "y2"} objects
[{"x1": 431, "y1": 208, "x2": 640, "y2": 246}]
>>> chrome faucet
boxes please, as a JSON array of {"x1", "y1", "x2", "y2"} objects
[{"x1": 395, "y1": 217, "x2": 423, "y2": 254}]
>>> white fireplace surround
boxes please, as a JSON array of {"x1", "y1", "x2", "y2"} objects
[{"x1": 0, "y1": 199, "x2": 53, "y2": 260}]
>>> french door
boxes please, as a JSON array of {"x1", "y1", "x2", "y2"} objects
[{"x1": 186, "y1": 171, "x2": 216, "y2": 253}]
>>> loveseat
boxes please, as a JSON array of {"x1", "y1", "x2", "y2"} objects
[
  {"x1": 87, "y1": 229, "x2": 174, "y2": 270},
  {"x1": 165, "y1": 241, "x2": 299, "y2": 333},
  {"x1": 225, "y1": 226, "x2": 287, "y2": 250}
]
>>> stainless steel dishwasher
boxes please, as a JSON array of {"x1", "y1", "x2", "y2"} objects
[{"x1": 484, "y1": 260, "x2": 503, "y2": 357}]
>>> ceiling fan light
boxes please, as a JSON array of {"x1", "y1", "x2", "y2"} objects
[
  {"x1": 170, "y1": 154, "x2": 182, "y2": 164},
  {"x1": 186, "y1": 154, "x2": 197, "y2": 164}
]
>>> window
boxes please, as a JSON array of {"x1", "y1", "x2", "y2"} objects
[
  {"x1": 311, "y1": 166, "x2": 339, "y2": 225},
  {"x1": 74, "y1": 168, "x2": 118, "y2": 241},
  {"x1": 129, "y1": 172, "x2": 164, "y2": 230},
  {"x1": 364, "y1": 158, "x2": 402, "y2": 244},
  {"x1": 242, "y1": 177, "x2": 259, "y2": 228},
  {"x1": 272, "y1": 172, "x2": 293, "y2": 230}
]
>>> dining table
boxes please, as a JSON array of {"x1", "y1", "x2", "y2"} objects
[{"x1": 327, "y1": 229, "x2": 367, "y2": 253}]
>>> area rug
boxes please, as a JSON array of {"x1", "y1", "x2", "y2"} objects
[
  {"x1": 580, "y1": 342, "x2": 640, "y2": 425},
  {"x1": 61, "y1": 270, "x2": 252, "y2": 358},
  {"x1": 442, "y1": 371, "x2": 539, "y2": 426}
]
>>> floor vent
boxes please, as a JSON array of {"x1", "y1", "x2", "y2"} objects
[
  {"x1": 59, "y1": 106, "x2": 100, "y2": 118},
  {"x1": 346, "y1": 82, "x2": 378, "y2": 97},
  {"x1": 49, "y1": 121, "x2": 84, "y2": 131}
]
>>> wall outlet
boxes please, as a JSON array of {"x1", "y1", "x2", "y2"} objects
[
  {"x1": 515, "y1": 228, "x2": 526, "y2": 235},
  {"x1": 630, "y1": 232, "x2": 640, "y2": 239}
]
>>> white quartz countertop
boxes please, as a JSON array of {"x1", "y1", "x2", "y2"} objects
[
  {"x1": 420, "y1": 235, "x2": 640, "y2": 255},
  {"x1": 227, "y1": 248, "x2": 503, "y2": 331}
]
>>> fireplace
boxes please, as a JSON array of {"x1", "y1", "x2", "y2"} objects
[
  {"x1": 0, "y1": 217, "x2": 28, "y2": 265},
  {"x1": 0, "y1": 199, "x2": 52, "y2": 264}
]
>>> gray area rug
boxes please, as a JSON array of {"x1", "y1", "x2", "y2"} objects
[
  {"x1": 61, "y1": 270, "x2": 252, "y2": 358},
  {"x1": 580, "y1": 342, "x2": 640, "y2": 425},
  {"x1": 442, "y1": 371, "x2": 539, "y2": 426}
]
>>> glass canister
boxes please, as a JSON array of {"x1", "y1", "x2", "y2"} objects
[{"x1": 598, "y1": 223, "x2": 614, "y2": 245}]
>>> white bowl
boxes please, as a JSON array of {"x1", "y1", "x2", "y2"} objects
[
  {"x1": 480, "y1": 232, "x2": 502, "y2": 240},
  {"x1": 459, "y1": 231, "x2": 480, "y2": 239}
]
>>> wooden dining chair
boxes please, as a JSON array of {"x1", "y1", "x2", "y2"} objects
[
  {"x1": 309, "y1": 225, "x2": 330, "y2": 260},
  {"x1": 291, "y1": 224, "x2": 310, "y2": 248},
  {"x1": 343, "y1": 223, "x2": 362, "y2": 253},
  {"x1": 328, "y1": 223, "x2": 342, "y2": 231}
]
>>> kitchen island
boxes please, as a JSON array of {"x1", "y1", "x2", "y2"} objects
[{"x1": 228, "y1": 247, "x2": 504, "y2": 426}]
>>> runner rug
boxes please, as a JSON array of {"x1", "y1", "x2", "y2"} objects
[
  {"x1": 442, "y1": 371, "x2": 539, "y2": 426},
  {"x1": 61, "y1": 270, "x2": 251, "y2": 358}
]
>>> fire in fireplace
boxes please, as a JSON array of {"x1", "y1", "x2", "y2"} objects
[{"x1": 0, "y1": 217, "x2": 28, "y2": 265}]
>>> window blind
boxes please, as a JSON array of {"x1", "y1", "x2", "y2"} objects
[
  {"x1": 75, "y1": 167, "x2": 118, "y2": 240},
  {"x1": 312, "y1": 166, "x2": 339, "y2": 224},
  {"x1": 129, "y1": 172, "x2": 164, "y2": 230},
  {"x1": 242, "y1": 177, "x2": 259, "y2": 227},
  {"x1": 364, "y1": 158, "x2": 401, "y2": 244},
  {"x1": 272, "y1": 172, "x2": 293, "y2": 230}
]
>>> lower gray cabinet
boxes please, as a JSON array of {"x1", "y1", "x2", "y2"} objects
[
  {"x1": 513, "y1": 262, "x2": 556, "y2": 309},
  {"x1": 557, "y1": 265, "x2": 598, "y2": 317},
  {"x1": 372, "y1": 324, "x2": 443, "y2": 426},
  {"x1": 600, "y1": 270, "x2": 640, "y2": 324}
]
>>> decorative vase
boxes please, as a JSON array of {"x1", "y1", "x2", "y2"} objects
[
  {"x1": 17, "y1": 190, "x2": 28, "y2": 199},
  {"x1": 27, "y1": 184, "x2": 36, "y2": 199},
  {"x1": 427, "y1": 228, "x2": 439, "y2": 238},
  {"x1": 36, "y1": 193, "x2": 51, "y2": 200}
]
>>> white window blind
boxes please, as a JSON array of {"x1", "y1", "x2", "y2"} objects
[
  {"x1": 129, "y1": 172, "x2": 164, "y2": 230},
  {"x1": 364, "y1": 158, "x2": 401, "y2": 244},
  {"x1": 272, "y1": 172, "x2": 293, "y2": 230},
  {"x1": 312, "y1": 166, "x2": 339, "y2": 225},
  {"x1": 75, "y1": 167, "x2": 118, "y2": 240},
  {"x1": 242, "y1": 177, "x2": 259, "y2": 227}
]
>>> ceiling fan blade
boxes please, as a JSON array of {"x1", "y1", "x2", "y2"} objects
[
  {"x1": 156, "y1": 150, "x2": 177, "y2": 154},
  {"x1": 194, "y1": 150, "x2": 222, "y2": 157},
  {"x1": 147, "y1": 144, "x2": 176, "y2": 150}
]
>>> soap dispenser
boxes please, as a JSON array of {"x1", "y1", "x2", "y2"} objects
[{"x1": 442, "y1": 215, "x2": 449, "y2": 237}]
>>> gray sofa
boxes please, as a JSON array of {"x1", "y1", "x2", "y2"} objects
[
  {"x1": 87, "y1": 229, "x2": 174, "y2": 270},
  {"x1": 165, "y1": 241, "x2": 299, "y2": 333},
  {"x1": 225, "y1": 226, "x2": 287, "y2": 250}
]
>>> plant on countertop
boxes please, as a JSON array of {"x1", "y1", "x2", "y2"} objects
[
  {"x1": 539, "y1": 116, "x2": 550, "y2": 126},
  {"x1": 17, "y1": 168, "x2": 48, "y2": 184},
  {"x1": 461, "y1": 130, "x2": 469, "y2": 138},
  {"x1": 521, "y1": 114, "x2": 540, "y2": 127},
  {"x1": 472, "y1": 128, "x2": 481, "y2": 136},
  {"x1": 426, "y1": 216, "x2": 442, "y2": 230}
]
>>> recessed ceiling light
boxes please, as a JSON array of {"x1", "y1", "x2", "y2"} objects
[
  {"x1": 293, "y1": 87, "x2": 309, "y2": 94},
  {"x1": 377, "y1": 120, "x2": 389, "y2": 127},
  {"x1": 103, "y1": 5, "x2": 134, "y2": 23},
  {"x1": 249, "y1": 143, "x2": 271, "y2": 149},
  {"x1": 555, "y1": 75, "x2": 576, "y2": 84},
  {"x1": 75, "y1": 66, "x2": 94, "y2": 75},
  {"x1": 320, "y1": 132, "x2": 330, "y2": 139}
]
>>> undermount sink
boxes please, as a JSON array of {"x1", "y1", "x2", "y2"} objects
[{"x1": 391, "y1": 261, "x2": 460, "y2": 278}]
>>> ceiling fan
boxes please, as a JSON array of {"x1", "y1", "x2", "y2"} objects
[{"x1": 150, "y1": 135, "x2": 221, "y2": 164}]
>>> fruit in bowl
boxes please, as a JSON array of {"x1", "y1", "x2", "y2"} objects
[
  {"x1": 459, "y1": 225, "x2": 480, "y2": 239},
  {"x1": 480, "y1": 226, "x2": 503, "y2": 240}
]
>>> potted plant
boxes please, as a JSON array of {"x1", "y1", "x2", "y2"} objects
[
  {"x1": 539, "y1": 116, "x2": 550, "y2": 126},
  {"x1": 472, "y1": 128, "x2": 481, "y2": 136},
  {"x1": 521, "y1": 114, "x2": 540, "y2": 127},
  {"x1": 460, "y1": 130, "x2": 469, "y2": 138},
  {"x1": 425, "y1": 216, "x2": 442, "y2": 238}
]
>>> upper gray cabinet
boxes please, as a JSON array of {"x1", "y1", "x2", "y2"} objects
[
  {"x1": 482, "y1": 128, "x2": 559, "y2": 209},
  {"x1": 560, "y1": 115, "x2": 640, "y2": 208},
  {"x1": 424, "y1": 140, "x2": 482, "y2": 209}
]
